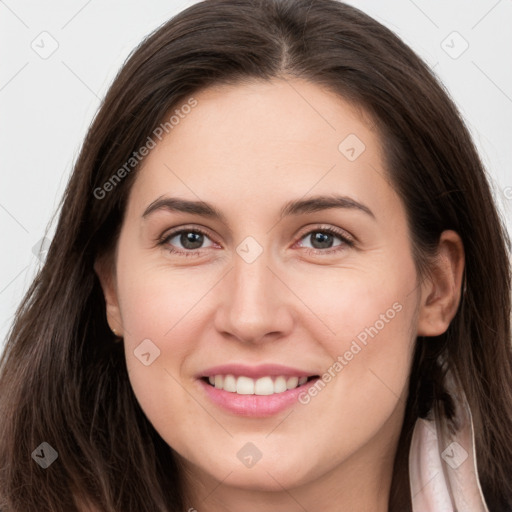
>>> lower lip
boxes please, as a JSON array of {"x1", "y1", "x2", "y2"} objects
[{"x1": 197, "y1": 378, "x2": 319, "y2": 417}]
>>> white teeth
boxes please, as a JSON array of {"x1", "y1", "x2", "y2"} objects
[
  {"x1": 236, "y1": 376, "x2": 254, "y2": 395},
  {"x1": 254, "y1": 376, "x2": 274, "y2": 395},
  {"x1": 286, "y1": 376, "x2": 299, "y2": 390},
  {"x1": 274, "y1": 376, "x2": 287, "y2": 393},
  {"x1": 223, "y1": 374, "x2": 237, "y2": 392},
  {"x1": 205, "y1": 374, "x2": 311, "y2": 395}
]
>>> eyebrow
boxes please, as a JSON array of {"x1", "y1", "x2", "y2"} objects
[{"x1": 142, "y1": 194, "x2": 375, "y2": 221}]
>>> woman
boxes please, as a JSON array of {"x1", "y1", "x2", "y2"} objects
[{"x1": 1, "y1": 0, "x2": 511, "y2": 510}]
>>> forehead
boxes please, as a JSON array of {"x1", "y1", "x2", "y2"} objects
[
  {"x1": 126, "y1": 78, "x2": 397, "y2": 223},
  {"x1": 159, "y1": 77, "x2": 377, "y2": 162}
]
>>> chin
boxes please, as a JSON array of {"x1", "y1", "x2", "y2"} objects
[{"x1": 196, "y1": 450, "x2": 315, "y2": 491}]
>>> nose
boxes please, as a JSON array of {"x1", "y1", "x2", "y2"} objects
[{"x1": 213, "y1": 248, "x2": 294, "y2": 345}]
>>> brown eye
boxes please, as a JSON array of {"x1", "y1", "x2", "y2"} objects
[
  {"x1": 161, "y1": 228, "x2": 216, "y2": 254},
  {"x1": 307, "y1": 231, "x2": 337, "y2": 249},
  {"x1": 179, "y1": 231, "x2": 205, "y2": 250},
  {"x1": 297, "y1": 227, "x2": 353, "y2": 253}
]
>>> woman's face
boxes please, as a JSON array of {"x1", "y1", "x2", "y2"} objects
[{"x1": 99, "y1": 78, "x2": 436, "y2": 499}]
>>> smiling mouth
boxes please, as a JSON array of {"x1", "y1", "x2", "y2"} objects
[{"x1": 201, "y1": 374, "x2": 319, "y2": 395}]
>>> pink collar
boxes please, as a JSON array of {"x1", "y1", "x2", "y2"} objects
[{"x1": 409, "y1": 369, "x2": 489, "y2": 511}]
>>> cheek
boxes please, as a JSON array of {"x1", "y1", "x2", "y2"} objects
[
  {"x1": 293, "y1": 255, "x2": 417, "y2": 354},
  {"x1": 277, "y1": 277, "x2": 416, "y2": 482},
  {"x1": 114, "y1": 251, "x2": 216, "y2": 432},
  {"x1": 116, "y1": 249, "x2": 219, "y2": 346},
  {"x1": 118, "y1": 272, "x2": 208, "y2": 454},
  {"x1": 294, "y1": 258, "x2": 418, "y2": 445}
]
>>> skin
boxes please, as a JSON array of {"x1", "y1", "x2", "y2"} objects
[{"x1": 95, "y1": 77, "x2": 464, "y2": 512}]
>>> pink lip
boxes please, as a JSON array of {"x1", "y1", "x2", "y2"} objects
[
  {"x1": 197, "y1": 363, "x2": 315, "y2": 379},
  {"x1": 196, "y1": 375, "x2": 320, "y2": 417}
]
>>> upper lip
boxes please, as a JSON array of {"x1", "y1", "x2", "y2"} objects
[{"x1": 197, "y1": 364, "x2": 318, "y2": 379}]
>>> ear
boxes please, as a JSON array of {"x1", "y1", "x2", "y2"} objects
[
  {"x1": 417, "y1": 230, "x2": 465, "y2": 336},
  {"x1": 94, "y1": 255, "x2": 124, "y2": 337}
]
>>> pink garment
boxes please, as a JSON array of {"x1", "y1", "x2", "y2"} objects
[{"x1": 409, "y1": 368, "x2": 489, "y2": 511}]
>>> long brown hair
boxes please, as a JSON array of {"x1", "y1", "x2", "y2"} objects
[{"x1": 1, "y1": 1, "x2": 511, "y2": 510}]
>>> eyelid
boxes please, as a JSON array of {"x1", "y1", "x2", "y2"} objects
[
  {"x1": 294, "y1": 224, "x2": 355, "y2": 246},
  {"x1": 158, "y1": 224, "x2": 217, "y2": 242},
  {"x1": 158, "y1": 223, "x2": 356, "y2": 255}
]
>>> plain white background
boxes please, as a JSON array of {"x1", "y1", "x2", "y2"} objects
[{"x1": 1, "y1": 0, "x2": 511, "y2": 349}]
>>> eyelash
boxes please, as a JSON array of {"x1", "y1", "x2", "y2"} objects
[{"x1": 157, "y1": 225, "x2": 355, "y2": 257}]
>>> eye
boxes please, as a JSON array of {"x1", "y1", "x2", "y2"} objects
[
  {"x1": 296, "y1": 226, "x2": 354, "y2": 254},
  {"x1": 159, "y1": 227, "x2": 217, "y2": 255},
  {"x1": 157, "y1": 225, "x2": 354, "y2": 257}
]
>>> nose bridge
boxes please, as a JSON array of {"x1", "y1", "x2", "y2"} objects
[
  {"x1": 215, "y1": 245, "x2": 292, "y2": 343},
  {"x1": 232, "y1": 249, "x2": 274, "y2": 316}
]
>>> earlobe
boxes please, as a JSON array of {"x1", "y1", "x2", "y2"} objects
[
  {"x1": 417, "y1": 230, "x2": 465, "y2": 337},
  {"x1": 93, "y1": 257, "x2": 124, "y2": 336}
]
